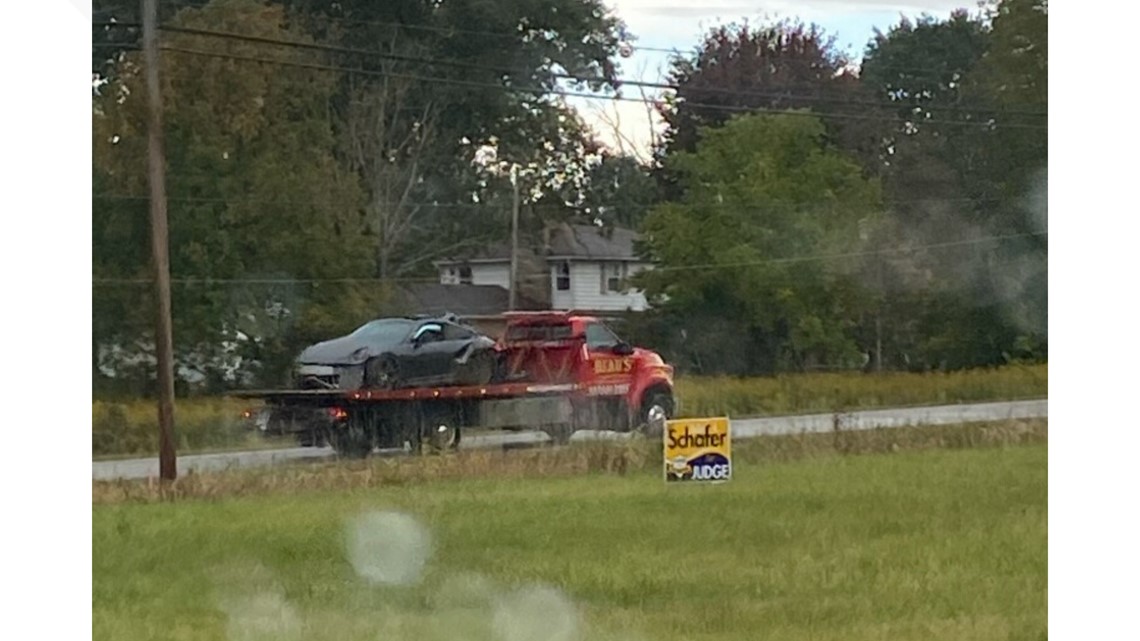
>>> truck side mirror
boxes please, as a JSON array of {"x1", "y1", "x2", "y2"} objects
[{"x1": 612, "y1": 341, "x2": 634, "y2": 356}]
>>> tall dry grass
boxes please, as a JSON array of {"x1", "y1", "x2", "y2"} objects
[
  {"x1": 92, "y1": 418, "x2": 1047, "y2": 504},
  {"x1": 92, "y1": 364, "x2": 1046, "y2": 457},
  {"x1": 674, "y1": 363, "x2": 1047, "y2": 417},
  {"x1": 92, "y1": 397, "x2": 254, "y2": 457}
]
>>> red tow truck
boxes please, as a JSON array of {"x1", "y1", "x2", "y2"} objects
[{"x1": 234, "y1": 311, "x2": 676, "y2": 457}]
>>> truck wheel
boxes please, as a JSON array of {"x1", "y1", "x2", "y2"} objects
[
  {"x1": 330, "y1": 411, "x2": 373, "y2": 459},
  {"x1": 420, "y1": 421, "x2": 460, "y2": 453},
  {"x1": 544, "y1": 423, "x2": 574, "y2": 446},
  {"x1": 365, "y1": 355, "x2": 401, "y2": 390},
  {"x1": 331, "y1": 427, "x2": 372, "y2": 458},
  {"x1": 640, "y1": 391, "x2": 674, "y2": 438},
  {"x1": 417, "y1": 406, "x2": 461, "y2": 454}
]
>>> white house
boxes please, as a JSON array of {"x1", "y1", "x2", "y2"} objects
[{"x1": 435, "y1": 224, "x2": 653, "y2": 313}]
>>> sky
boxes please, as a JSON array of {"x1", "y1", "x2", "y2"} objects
[{"x1": 576, "y1": 0, "x2": 982, "y2": 160}]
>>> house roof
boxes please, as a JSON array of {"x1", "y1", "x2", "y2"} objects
[
  {"x1": 435, "y1": 224, "x2": 642, "y2": 265},
  {"x1": 546, "y1": 224, "x2": 640, "y2": 260},
  {"x1": 396, "y1": 284, "x2": 545, "y2": 317}
]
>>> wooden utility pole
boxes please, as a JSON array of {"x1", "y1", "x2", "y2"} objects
[
  {"x1": 142, "y1": 0, "x2": 177, "y2": 481},
  {"x1": 509, "y1": 169, "x2": 520, "y2": 311}
]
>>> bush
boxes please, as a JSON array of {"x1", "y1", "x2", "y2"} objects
[{"x1": 92, "y1": 398, "x2": 253, "y2": 457}]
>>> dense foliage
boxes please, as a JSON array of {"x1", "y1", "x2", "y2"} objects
[{"x1": 92, "y1": 0, "x2": 1047, "y2": 392}]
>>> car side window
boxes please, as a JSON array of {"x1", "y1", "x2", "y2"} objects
[
  {"x1": 443, "y1": 323, "x2": 475, "y2": 341},
  {"x1": 585, "y1": 322, "x2": 620, "y2": 350},
  {"x1": 413, "y1": 323, "x2": 445, "y2": 343}
]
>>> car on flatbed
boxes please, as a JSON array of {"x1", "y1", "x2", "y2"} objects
[{"x1": 294, "y1": 314, "x2": 498, "y2": 391}]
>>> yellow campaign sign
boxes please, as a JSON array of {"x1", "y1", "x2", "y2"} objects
[{"x1": 664, "y1": 417, "x2": 731, "y2": 483}]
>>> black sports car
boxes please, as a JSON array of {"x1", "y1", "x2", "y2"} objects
[{"x1": 294, "y1": 315, "x2": 498, "y2": 390}]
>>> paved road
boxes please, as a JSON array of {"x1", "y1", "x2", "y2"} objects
[{"x1": 92, "y1": 399, "x2": 1046, "y2": 481}]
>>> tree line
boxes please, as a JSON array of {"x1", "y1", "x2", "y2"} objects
[{"x1": 91, "y1": 0, "x2": 1047, "y2": 395}]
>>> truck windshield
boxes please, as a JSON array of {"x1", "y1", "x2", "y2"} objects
[{"x1": 505, "y1": 324, "x2": 573, "y2": 342}]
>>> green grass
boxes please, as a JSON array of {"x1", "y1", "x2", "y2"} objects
[
  {"x1": 93, "y1": 442, "x2": 1047, "y2": 641},
  {"x1": 92, "y1": 364, "x2": 1047, "y2": 457}
]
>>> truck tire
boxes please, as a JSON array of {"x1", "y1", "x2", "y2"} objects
[
  {"x1": 420, "y1": 420, "x2": 460, "y2": 453},
  {"x1": 330, "y1": 411, "x2": 373, "y2": 459},
  {"x1": 544, "y1": 423, "x2": 574, "y2": 446},
  {"x1": 640, "y1": 390, "x2": 674, "y2": 438},
  {"x1": 331, "y1": 429, "x2": 372, "y2": 459},
  {"x1": 410, "y1": 405, "x2": 461, "y2": 455}
]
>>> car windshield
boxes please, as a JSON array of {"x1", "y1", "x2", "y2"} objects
[{"x1": 349, "y1": 319, "x2": 415, "y2": 343}]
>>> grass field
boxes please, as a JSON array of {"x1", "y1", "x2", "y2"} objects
[
  {"x1": 92, "y1": 364, "x2": 1047, "y2": 457},
  {"x1": 93, "y1": 427, "x2": 1047, "y2": 641}
]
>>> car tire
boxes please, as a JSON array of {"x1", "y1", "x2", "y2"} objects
[
  {"x1": 640, "y1": 390, "x2": 675, "y2": 438},
  {"x1": 461, "y1": 350, "x2": 495, "y2": 386},
  {"x1": 365, "y1": 355, "x2": 401, "y2": 390}
]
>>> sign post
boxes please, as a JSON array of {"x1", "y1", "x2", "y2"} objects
[{"x1": 663, "y1": 417, "x2": 732, "y2": 483}]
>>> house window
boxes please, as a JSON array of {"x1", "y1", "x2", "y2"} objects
[
  {"x1": 555, "y1": 261, "x2": 571, "y2": 291},
  {"x1": 601, "y1": 262, "x2": 627, "y2": 293},
  {"x1": 458, "y1": 265, "x2": 472, "y2": 285}
]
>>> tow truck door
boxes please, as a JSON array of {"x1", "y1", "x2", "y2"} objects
[{"x1": 582, "y1": 322, "x2": 635, "y2": 395}]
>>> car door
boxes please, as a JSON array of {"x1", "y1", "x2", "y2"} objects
[
  {"x1": 403, "y1": 322, "x2": 450, "y2": 382},
  {"x1": 438, "y1": 322, "x2": 481, "y2": 383}
]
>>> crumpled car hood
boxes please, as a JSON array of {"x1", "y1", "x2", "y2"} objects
[{"x1": 297, "y1": 335, "x2": 375, "y2": 365}]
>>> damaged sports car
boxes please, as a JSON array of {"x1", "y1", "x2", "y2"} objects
[{"x1": 294, "y1": 315, "x2": 498, "y2": 390}]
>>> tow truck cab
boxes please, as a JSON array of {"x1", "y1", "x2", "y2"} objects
[{"x1": 498, "y1": 311, "x2": 676, "y2": 430}]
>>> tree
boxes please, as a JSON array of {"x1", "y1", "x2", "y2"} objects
[
  {"x1": 656, "y1": 20, "x2": 877, "y2": 178},
  {"x1": 93, "y1": 0, "x2": 638, "y2": 393},
  {"x1": 282, "y1": 0, "x2": 631, "y2": 276},
  {"x1": 853, "y1": 5, "x2": 1047, "y2": 369},
  {"x1": 859, "y1": 10, "x2": 992, "y2": 216},
  {"x1": 93, "y1": 0, "x2": 381, "y2": 393},
  {"x1": 962, "y1": 0, "x2": 1048, "y2": 356},
  {"x1": 966, "y1": 0, "x2": 1048, "y2": 223},
  {"x1": 636, "y1": 113, "x2": 882, "y2": 374},
  {"x1": 577, "y1": 153, "x2": 662, "y2": 229}
]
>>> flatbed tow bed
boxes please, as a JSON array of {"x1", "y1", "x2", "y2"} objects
[
  {"x1": 234, "y1": 311, "x2": 676, "y2": 458},
  {"x1": 231, "y1": 381, "x2": 581, "y2": 403}
]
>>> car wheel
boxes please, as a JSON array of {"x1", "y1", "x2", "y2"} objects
[
  {"x1": 640, "y1": 390, "x2": 674, "y2": 438},
  {"x1": 365, "y1": 355, "x2": 401, "y2": 390},
  {"x1": 462, "y1": 350, "x2": 495, "y2": 386}
]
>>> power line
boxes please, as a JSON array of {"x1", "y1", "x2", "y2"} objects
[
  {"x1": 93, "y1": 21, "x2": 1046, "y2": 118},
  {"x1": 155, "y1": 44, "x2": 1048, "y2": 131},
  {"x1": 91, "y1": 192, "x2": 1012, "y2": 212},
  {"x1": 647, "y1": 231, "x2": 1047, "y2": 274},
  {"x1": 92, "y1": 12, "x2": 1032, "y2": 86},
  {"x1": 91, "y1": 230, "x2": 1046, "y2": 286},
  {"x1": 96, "y1": 2, "x2": 1006, "y2": 78},
  {"x1": 122, "y1": 22, "x2": 1046, "y2": 119},
  {"x1": 93, "y1": 5, "x2": 699, "y2": 57}
]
